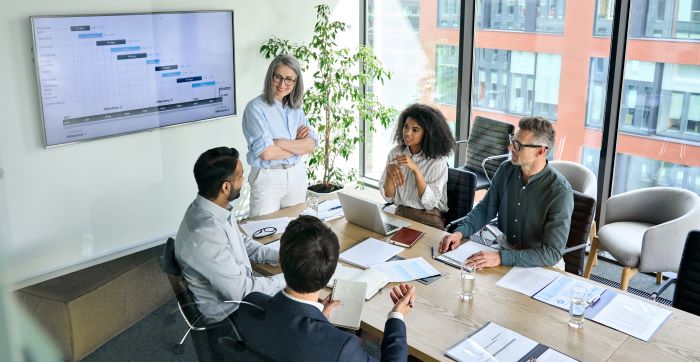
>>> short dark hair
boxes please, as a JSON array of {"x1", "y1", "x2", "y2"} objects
[
  {"x1": 193, "y1": 147, "x2": 239, "y2": 199},
  {"x1": 279, "y1": 215, "x2": 339, "y2": 293},
  {"x1": 518, "y1": 116, "x2": 555, "y2": 151},
  {"x1": 393, "y1": 103, "x2": 456, "y2": 159}
]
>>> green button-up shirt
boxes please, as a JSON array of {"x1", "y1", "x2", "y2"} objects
[{"x1": 455, "y1": 161, "x2": 574, "y2": 267}]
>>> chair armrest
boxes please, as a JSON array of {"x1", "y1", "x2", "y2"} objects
[
  {"x1": 481, "y1": 154, "x2": 509, "y2": 184},
  {"x1": 639, "y1": 208, "x2": 700, "y2": 272},
  {"x1": 563, "y1": 244, "x2": 586, "y2": 254}
]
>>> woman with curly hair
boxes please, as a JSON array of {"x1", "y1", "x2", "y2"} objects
[{"x1": 379, "y1": 104, "x2": 456, "y2": 229}]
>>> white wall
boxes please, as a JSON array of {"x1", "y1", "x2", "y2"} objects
[{"x1": 0, "y1": 0, "x2": 355, "y2": 288}]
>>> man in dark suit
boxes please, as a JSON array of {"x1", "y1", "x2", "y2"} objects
[{"x1": 222, "y1": 215, "x2": 416, "y2": 361}]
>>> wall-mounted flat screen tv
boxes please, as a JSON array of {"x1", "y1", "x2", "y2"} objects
[{"x1": 31, "y1": 11, "x2": 236, "y2": 147}]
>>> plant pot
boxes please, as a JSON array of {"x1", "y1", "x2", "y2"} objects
[{"x1": 307, "y1": 183, "x2": 344, "y2": 196}]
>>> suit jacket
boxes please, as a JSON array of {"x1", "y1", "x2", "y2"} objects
[{"x1": 223, "y1": 291, "x2": 408, "y2": 362}]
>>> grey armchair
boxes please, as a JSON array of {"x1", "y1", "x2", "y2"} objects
[{"x1": 583, "y1": 187, "x2": 700, "y2": 291}]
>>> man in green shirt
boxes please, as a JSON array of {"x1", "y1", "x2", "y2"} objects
[{"x1": 440, "y1": 116, "x2": 574, "y2": 268}]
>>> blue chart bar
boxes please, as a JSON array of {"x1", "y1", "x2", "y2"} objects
[
  {"x1": 162, "y1": 72, "x2": 181, "y2": 77},
  {"x1": 110, "y1": 46, "x2": 141, "y2": 52},
  {"x1": 78, "y1": 33, "x2": 103, "y2": 39},
  {"x1": 192, "y1": 81, "x2": 216, "y2": 88},
  {"x1": 146, "y1": 59, "x2": 160, "y2": 64}
]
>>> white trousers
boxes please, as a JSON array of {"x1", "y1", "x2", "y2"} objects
[{"x1": 248, "y1": 161, "x2": 308, "y2": 217}]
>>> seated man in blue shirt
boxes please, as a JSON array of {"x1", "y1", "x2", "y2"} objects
[
  {"x1": 440, "y1": 116, "x2": 574, "y2": 269},
  {"x1": 224, "y1": 215, "x2": 415, "y2": 362},
  {"x1": 174, "y1": 147, "x2": 285, "y2": 323}
]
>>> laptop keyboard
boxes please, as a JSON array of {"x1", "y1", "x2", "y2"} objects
[{"x1": 383, "y1": 223, "x2": 399, "y2": 233}]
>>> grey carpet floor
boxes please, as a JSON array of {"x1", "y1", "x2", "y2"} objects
[{"x1": 83, "y1": 257, "x2": 675, "y2": 361}]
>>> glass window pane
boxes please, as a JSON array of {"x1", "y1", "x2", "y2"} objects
[
  {"x1": 472, "y1": 1, "x2": 605, "y2": 183},
  {"x1": 364, "y1": 0, "x2": 461, "y2": 180},
  {"x1": 612, "y1": 0, "x2": 700, "y2": 196}
]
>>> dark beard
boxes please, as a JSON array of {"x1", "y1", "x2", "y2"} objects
[{"x1": 228, "y1": 189, "x2": 240, "y2": 202}]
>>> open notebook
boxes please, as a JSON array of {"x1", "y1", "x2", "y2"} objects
[
  {"x1": 328, "y1": 279, "x2": 367, "y2": 330},
  {"x1": 326, "y1": 264, "x2": 388, "y2": 300}
]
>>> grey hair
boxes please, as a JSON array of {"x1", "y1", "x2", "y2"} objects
[
  {"x1": 263, "y1": 54, "x2": 304, "y2": 108},
  {"x1": 518, "y1": 116, "x2": 555, "y2": 151}
]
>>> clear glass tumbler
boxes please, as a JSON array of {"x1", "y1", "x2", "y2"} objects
[
  {"x1": 568, "y1": 284, "x2": 587, "y2": 328},
  {"x1": 460, "y1": 263, "x2": 476, "y2": 300}
]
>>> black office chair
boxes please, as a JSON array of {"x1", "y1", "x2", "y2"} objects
[
  {"x1": 444, "y1": 167, "x2": 477, "y2": 232},
  {"x1": 159, "y1": 238, "x2": 232, "y2": 362},
  {"x1": 562, "y1": 191, "x2": 596, "y2": 275},
  {"x1": 653, "y1": 230, "x2": 700, "y2": 315},
  {"x1": 459, "y1": 116, "x2": 514, "y2": 191}
]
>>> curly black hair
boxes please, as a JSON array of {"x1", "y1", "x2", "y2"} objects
[{"x1": 392, "y1": 103, "x2": 456, "y2": 159}]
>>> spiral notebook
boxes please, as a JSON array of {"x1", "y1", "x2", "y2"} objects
[{"x1": 328, "y1": 279, "x2": 367, "y2": 330}]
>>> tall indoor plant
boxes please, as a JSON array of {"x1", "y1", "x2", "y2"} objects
[{"x1": 260, "y1": 4, "x2": 396, "y2": 193}]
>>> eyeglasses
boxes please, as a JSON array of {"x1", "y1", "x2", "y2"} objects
[
  {"x1": 508, "y1": 134, "x2": 548, "y2": 152},
  {"x1": 272, "y1": 73, "x2": 296, "y2": 86},
  {"x1": 252, "y1": 226, "x2": 277, "y2": 239}
]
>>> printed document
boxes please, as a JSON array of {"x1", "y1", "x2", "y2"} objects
[
  {"x1": 446, "y1": 322, "x2": 538, "y2": 362},
  {"x1": 371, "y1": 257, "x2": 441, "y2": 283},
  {"x1": 533, "y1": 275, "x2": 606, "y2": 311},
  {"x1": 495, "y1": 267, "x2": 560, "y2": 296},
  {"x1": 590, "y1": 293, "x2": 671, "y2": 341}
]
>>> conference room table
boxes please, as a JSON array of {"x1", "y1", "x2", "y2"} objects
[{"x1": 249, "y1": 190, "x2": 700, "y2": 361}]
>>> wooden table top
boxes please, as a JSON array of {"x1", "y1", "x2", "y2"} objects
[{"x1": 246, "y1": 189, "x2": 700, "y2": 361}]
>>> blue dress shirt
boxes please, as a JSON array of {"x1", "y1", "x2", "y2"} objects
[{"x1": 242, "y1": 95, "x2": 318, "y2": 168}]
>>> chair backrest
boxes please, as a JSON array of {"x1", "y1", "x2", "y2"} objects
[
  {"x1": 159, "y1": 238, "x2": 228, "y2": 361},
  {"x1": 563, "y1": 191, "x2": 596, "y2": 275},
  {"x1": 160, "y1": 238, "x2": 210, "y2": 327},
  {"x1": 549, "y1": 160, "x2": 597, "y2": 199},
  {"x1": 673, "y1": 230, "x2": 700, "y2": 316},
  {"x1": 443, "y1": 167, "x2": 477, "y2": 229},
  {"x1": 464, "y1": 116, "x2": 514, "y2": 178}
]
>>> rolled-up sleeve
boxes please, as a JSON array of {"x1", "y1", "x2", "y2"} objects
[
  {"x1": 188, "y1": 228, "x2": 284, "y2": 302},
  {"x1": 299, "y1": 111, "x2": 319, "y2": 147},
  {"x1": 244, "y1": 234, "x2": 280, "y2": 265},
  {"x1": 420, "y1": 160, "x2": 448, "y2": 210},
  {"x1": 379, "y1": 150, "x2": 398, "y2": 203},
  {"x1": 242, "y1": 102, "x2": 274, "y2": 158}
]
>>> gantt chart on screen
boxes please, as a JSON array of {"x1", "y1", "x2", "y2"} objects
[{"x1": 32, "y1": 12, "x2": 235, "y2": 146}]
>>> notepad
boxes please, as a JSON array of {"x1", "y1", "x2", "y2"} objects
[
  {"x1": 388, "y1": 227, "x2": 424, "y2": 248},
  {"x1": 326, "y1": 264, "x2": 388, "y2": 300},
  {"x1": 435, "y1": 241, "x2": 497, "y2": 268},
  {"x1": 339, "y1": 237, "x2": 404, "y2": 269},
  {"x1": 328, "y1": 279, "x2": 367, "y2": 330}
]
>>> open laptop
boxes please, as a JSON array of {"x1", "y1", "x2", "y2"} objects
[{"x1": 337, "y1": 192, "x2": 410, "y2": 236}]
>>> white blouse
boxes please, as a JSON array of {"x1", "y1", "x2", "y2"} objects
[{"x1": 379, "y1": 145, "x2": 449, "y2": 212}]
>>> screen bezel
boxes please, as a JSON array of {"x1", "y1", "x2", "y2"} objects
[{"x1": 30, "y1": 10, "x2": 237, "y2": 148}]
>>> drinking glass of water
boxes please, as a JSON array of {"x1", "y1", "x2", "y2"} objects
[
  {"x1": 306, "y1": 196, "x2": 319, "y2": 217},
  {"x1": 568, "y1": 284, "x2": 587, "y2": 328},
  {"x1": 460, "y1": 262, "x2": 476, "y2": 300}
]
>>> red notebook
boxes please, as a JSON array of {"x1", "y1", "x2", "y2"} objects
[{"x1": 389, "y1": 227, "x2": 425, "y2": 248}]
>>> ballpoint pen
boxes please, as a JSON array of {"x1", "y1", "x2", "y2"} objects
[
  {"x1": 431, "y1": 246, "x2": 436, "y2": 259},
  {"x1": 328, "y1": 205, "x2": 342, "y2": 211},
  {"x1": 588, "y1": 296, "x2": 601, "y2": 308}
]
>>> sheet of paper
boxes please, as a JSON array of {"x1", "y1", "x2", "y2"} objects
[
  {"x1": 535, "y1": 348, "x2": 578, "y2": 362},
  {"x1": 495, "y1": 267, "x2": 560, "y2": 296},
  {"x1": 533, "y1": 275, "x2": 606, "y2": 311},
  {"x1": 370, "y1": 257, "x2": 441, "y2": 282},
  {"x1": 239, "y1": 217, "x2": 292, "y2": 237},
  {"x1": 301, "y1": 199, "x2": 345, "y2": 221},
  {"x1": 590, "y1": 294, "x2": 671, "y2": 341},
  {"x1": 445, "y1": 322, "x2": 538, "y2": 362},
  {"x1": 339, "y1": 237, "x2": 404, "y2": 269},
  {"x1": 326, "y1": 265, "x2": 388, "y2": 299},
  {"x1": 436, "y1": 241, "x2": 497, "y2": 267}
]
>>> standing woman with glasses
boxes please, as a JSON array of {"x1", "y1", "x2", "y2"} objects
[
  {"x1": 380, "y1": 104, "x2": 456, "y2": 229},
  {"x1": 243, "y1": 55, "x2": 317, "y2": 217}
]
